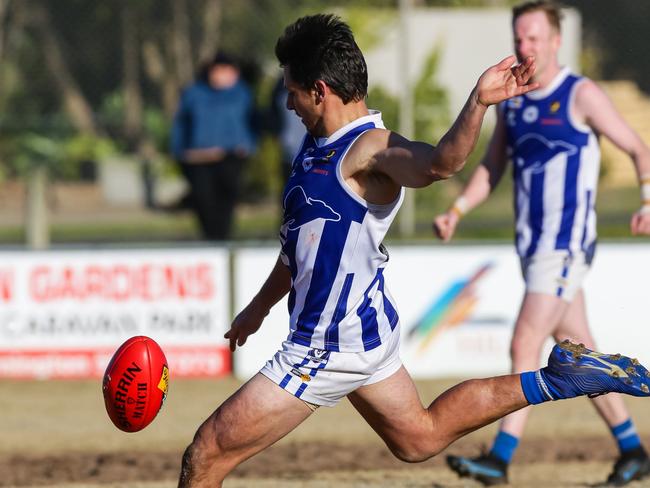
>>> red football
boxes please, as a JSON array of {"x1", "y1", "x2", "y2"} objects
[{"x1": 102, "y1": 336, "x2": 169, "y2": 433}]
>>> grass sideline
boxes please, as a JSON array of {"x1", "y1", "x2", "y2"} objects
[{"x1": 0, "y1": 185, "x2": 647, "y2": 246}]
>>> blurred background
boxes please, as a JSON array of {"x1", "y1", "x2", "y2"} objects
[
  {"x1": 2, "y1": 7, "x2": 650, "y2": 486},
  {"x1": 1, "y1": 0, "x2": 649, "y2": 247}
]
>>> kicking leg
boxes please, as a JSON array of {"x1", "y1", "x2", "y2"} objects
[
  {"x1": 347, "y1": 366, "x2": 528, "y2": 463},
  {"x1": 350, "y1": 344, "x2": 650, "y2": 485},
  {"x1": 178, "y1": 373, "x2": 313, "y2": 488}
]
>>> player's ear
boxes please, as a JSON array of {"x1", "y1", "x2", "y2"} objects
[{"x1": 314, "y1": 80, "x2": 327, "y2": 103}]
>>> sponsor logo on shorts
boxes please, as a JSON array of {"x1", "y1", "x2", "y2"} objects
[
  {"x1": 290, "y1": 367, "x2": 311, "y2": 382},
  {"x1": 307, "y1": 349, "x2": 329, "y2": 363}
]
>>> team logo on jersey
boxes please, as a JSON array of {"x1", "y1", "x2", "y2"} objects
[
  {"x1": 514, "y1": 134, "x2": 578, "y2": 172},
  {"x1": 522, "y1": 106, "x2": 539, "y2": 124},
  {"x1": 549, "y1": 101, "x2": 561, "y2": 113},
  {"x1": 302, "y1": 149, "x2": 336, "y2": 172},
  {"x1": 508, "y1": 97, "x2": 523, "y2": 109},
  {"x1": 301, "y1": 148, "x2": 315, "y2": 171},
  {"x1": 281, "y1": 186, "x2": 341, "y2": 232}
]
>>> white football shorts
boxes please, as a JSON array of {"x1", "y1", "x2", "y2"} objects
[
  {"x1": 260, "y1": 325, "x2": 402, "y2": 407},
  {"x1": 520, "y1": 250, "x2": 591, "y2": 302}
]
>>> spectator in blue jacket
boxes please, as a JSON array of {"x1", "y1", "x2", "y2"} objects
[{"x1": 171, "y1": 51, "x2": 257, "y2": 241}]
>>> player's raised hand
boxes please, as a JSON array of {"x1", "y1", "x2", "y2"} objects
[
  {"x1": 475, "y1": 55, "x2": 539, "y2": 107},
  {"x1": 631, "y1": 207, "x2": 650, "y2": 236},
  {"x1": 224, "y1": 302, "x2": 267, "y2": 351},
  {"x1": 433, "y1": 210, "x2": 460, "y2": 242}
]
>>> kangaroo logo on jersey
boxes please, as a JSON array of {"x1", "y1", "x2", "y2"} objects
[
  {"x1": 514, "y1": 134, "x2": 577, "y2": 172},
  {"x1": 282, "y1": 186, "x2": 341, "y2": 231}
]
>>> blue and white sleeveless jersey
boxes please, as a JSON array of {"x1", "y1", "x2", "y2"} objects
[
  {"x1": 279, "y1": 111, "x2": 403, "y2": 353},
  {"x1": 503, "y1": 67, "x2": 600, "y2": 258}
]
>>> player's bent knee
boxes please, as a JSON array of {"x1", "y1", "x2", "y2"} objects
[
  {"x1": 182, "y1": 425, "x2": 226, "y2": 472},
  {"x1": 387, "y1": 438, "x2": 441, "y2": 463}
]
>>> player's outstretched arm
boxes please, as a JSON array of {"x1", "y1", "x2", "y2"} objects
[
  {"x1": 224, "y1": 255, "x2": 291, "y2": 351},
  {"x1": 574, "y1": 80, "x2": 650, "y2": 236},
  {"x1": 357, "y1": 56, "x2": 537, "y2": 189},
  {"x1": 431, "y1": 55, "x2": 537, "y2": 179},
  {"x1": 433, "y1": 113, "x2": 509, "y2": 242}
]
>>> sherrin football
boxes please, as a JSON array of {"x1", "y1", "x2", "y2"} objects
[{"x1": 102, "y1": 336, "x2": 169, "y2": 433}]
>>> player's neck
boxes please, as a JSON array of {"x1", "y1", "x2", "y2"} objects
[
  {"x1": 320, "y1": 100, "x2": 369, "y2": 138},
  {"x1": 534, "y1": 63, "x2": 562, "y2": 90}
]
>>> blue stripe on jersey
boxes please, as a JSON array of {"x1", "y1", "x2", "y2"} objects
[
  {"x1": 378, "y1": 271, "x2": 399, "y2": 330},
  {"x1": 555, "y1": 152, "x2": 580, "y2": 250},
  {"x1": 295, "y1": 382, "x2": 308, "y2": 398},
  {"x1": 283, "y1": 234, "x2": 299, "y2": 316},
  {"x1": 324, "y1": 273, "x2": 355, "y2": 351},
  {"x1": 291, "y1": 219, "x2": 355, "y2": 347},
  {"x1": 279, "y1": 373, "x2": 292, "y2": 389},
  {"x1": 357, "y1": 269, "x2": 384, "y2": 351},
  {"x1": 580, "y1": 190, "x2": 592, "y2": 251},
  {"x1": 526, "y1": 171, "x2": 546, "y2": 257}
]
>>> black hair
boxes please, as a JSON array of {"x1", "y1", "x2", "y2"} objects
[
  {"x1": 197, "y1": 50, "x2": 239, "y2": 82},
  {"x1": 275, "y1": 14, "x2": 368, "y2": 104}
]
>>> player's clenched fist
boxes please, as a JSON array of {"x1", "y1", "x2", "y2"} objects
[
  {"x1": 433, "y1": 210, "x2": 460, "y2": 242},
  {"x1": 224, "y1": 302, "x2": 267, "y2": 351},
  {"x1": 631, "y1": 208, "x2": 650, "y2": 236}
]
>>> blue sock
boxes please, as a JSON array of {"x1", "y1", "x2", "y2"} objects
[
  {"x1": 490, "y1": 431, "x2": 519, "y2": 464},
  {"x1": 520, "y1": 371, "x2": 558, "y2": 404},
  {"x1": 611, "y1": 419, "x2": 642, "y2": 453}
]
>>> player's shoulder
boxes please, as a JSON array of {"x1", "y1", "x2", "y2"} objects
[
  {"x1": 342, "y1": 127, "x2": 395, "y2": 174},
  {"x1": 573, "y1": 77, "x2": 609, "y2": 107},
  {"x1": 574, "y1": 76, "x2": 603, "y2": 96},
  {"x1": 350, "y1": 127, "x2": 394, "y2": 157}
]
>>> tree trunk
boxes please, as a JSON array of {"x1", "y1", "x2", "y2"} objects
[
  {"x1": 121, "y1": 2, "x2": 143, "y2": 149},
  {"x1": 28, "y1": 0, "x2": 97, "y2": 135},
  {"x1": 25, "y1": 165, "x2": 49, "y2": 249},
  {"x1": 171, "y1": 0, "x2": 193, "y2": 87},
  {"x1": 198, "y1": 0, "x2": 222, "y2": 63},
  {"x1": 0, "y1": 0, "x2": 9, "y2": 64}
]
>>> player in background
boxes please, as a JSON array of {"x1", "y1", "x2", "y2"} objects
[
  {"x1": 435, "y1": 1, "x2": 650, "y2": 486},
  {"x1": 178, "y1": 13, "x2": 650, "y2": 488}
]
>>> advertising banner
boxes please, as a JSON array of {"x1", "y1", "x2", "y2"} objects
[
  {"x1": 232, "y1": 248, "x2": 290, "y2": 379},
  {"x1": 233, "y1": 243, "x2": 650, "y2": 380},
  {"x1": 0, "y1": 248, "x2": 231, "y2": 378}
]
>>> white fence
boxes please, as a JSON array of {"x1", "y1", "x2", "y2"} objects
[{"x1": 0, "y1": 243, "x2": 648, "y2": 379}]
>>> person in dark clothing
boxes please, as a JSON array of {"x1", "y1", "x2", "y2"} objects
[
  {"x1": 171, "y1": 52, "x2": 257, "y2": 241},
  {"x1": 269, "y1": 75, "x2": 305, "y2": 182}
]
